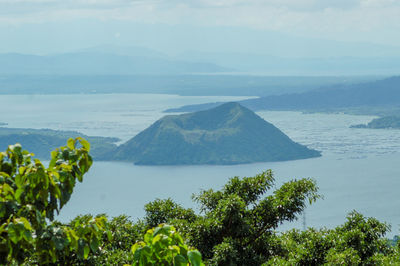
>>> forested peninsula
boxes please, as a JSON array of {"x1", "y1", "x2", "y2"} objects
[
  {"x1": 0, "y1": 127, "x2": 118, "y2": 160},
  {"x1": 351, "y1": 116, "x2": 400, "y2": 129}
]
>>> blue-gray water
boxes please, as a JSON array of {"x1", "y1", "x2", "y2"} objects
[{"x1": 1, "y1": 94, "x2": 399, "y2": 236}]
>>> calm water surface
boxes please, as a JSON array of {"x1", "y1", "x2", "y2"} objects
[{"x1": 1, "y1": 94, "x2": 399, "y2": 236}]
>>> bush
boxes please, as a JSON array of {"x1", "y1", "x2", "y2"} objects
[
  {"x1": 266, "y1": 211, "x2": 400, "y2": 265},
  {"x1": 0, "y1": 139, "x2": 106, "y2": 264},
  {"x1": 143, "y1": 170, "x2": 320, "y2": 265},
  {"x1": 128, "y1": 224, "x2": 204, "y2": 266}
]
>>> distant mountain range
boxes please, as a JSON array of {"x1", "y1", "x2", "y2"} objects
[
  {"x1": 166, "y1": 76, "x2": 400, "y2": 114},
  {"x1": 0, "y1": 50, "x2": 230, "y2": 75},
  {"x1": 113, "y1": 102, "x2": 320, "y2": 165},
  {"x1": 1, "y1": 44, "x2": 400, "y2": 76},
  {"x1": 176, "y1": 52, "x2": 400, "y2": 76},
  {"x1": 0, "y1": 74, "x2": 378, "y2": 96}
]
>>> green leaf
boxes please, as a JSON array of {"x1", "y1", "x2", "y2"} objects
[
  {"x1": 174, "y1": 254, "x2": 188, "y2": 266},
  {"x1": 15, "y1": 173, "x2": 24, "y2": 187},
  {"x1": 15, "y1": 188, "x2": 24, "y2": 201},
  {"x1": 133, "y1": 247, "x2": 143, "y2": 261},
  {"x1": 7, "y1": 223, "x2": 20, "y2": 244},
  {"x1": 23, "y1": 229, "x2": 33, "y2": 242},
  {"x1": 76, "y1": 172, "x2": 83, "y2": 183},
  {"x1": 188, "y1": 250, "x2": 203, "y2": 266},
  {"x1": 0, "y1": 203, "x2": 6, "y2": 218},
  {"x1": 84, "y1": 244, "x2": 90, "y2": 259},
  {"x1": 67, "y1": 138, "x2": 75, "y2": 150},
  {"x1": 90, "y1": 236, "x2": 99, "y2": 253},
  {"x1": 79, "y1": 138, "x2": 91, "y2": 152},
  {"x1": 49, "y1": 247, "x2": 57, "y2": 263},
  {"x1": 17, "y1": 217, "x2": 32, "y2": 231},
  {"x1": 107, "y1": 230, "x2": 113, "y2": 242},
  {"x1": 2, "y1": 183, "x2": 14, "y2": 196},
  {"x1": 144, "y1": 230, "x2": 153, "y2": 244},
  {"x1": 132, "y1": 241, "x2": 145, "y2": 254},
  {"x1": 77, "y1": 238, "x2": 85, "y2": 259},
  {"x1": 54, "y1": 237, "x2": 66, "y2": 251}
]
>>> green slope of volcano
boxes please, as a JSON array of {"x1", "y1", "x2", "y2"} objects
[{"x1": 114, "y1": 102, "x2": 320, "y2": 165}]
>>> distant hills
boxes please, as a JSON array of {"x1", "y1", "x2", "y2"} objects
[
  {"x1": 2, "y1": 43, "x2": 400, "y2": 77},
  {"x1": 176, "y1": 52, "x2": 400, "y2": 76},
  {"x1": 166, "y1": 76, "x2": 400, "y2": 114},
  {"x1": 0, "y1": 51, "x2": 230, "y2": 75},
  {"x1": 1, "y1": 43, "x2": 395, "y2": 95},
  {"x1": 75, "y1": 44, "x2": 168, "y2": 59},
  {"x1": 2, "y1": 51, "x2": 399, "y2": 76},
  {"x1": 113, "y1": 102, "x2": 320, "y2": 165},
  {"x1": 0, "y1": 128, "x2": 118, "y2": 160},
  {"x1": 351, "y1": 116, "x2": 400, "y2": 129},
  {"x1": 0, "y1": 74, "x2": 378, "y2": 96}
]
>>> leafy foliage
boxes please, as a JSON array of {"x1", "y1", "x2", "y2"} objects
[
  {"x1": 145, "y1": 199, "x2": 197, "y2": 229},
  {"x1": 84, "y1": 215, "x2": 145, "y2": 265},
  {"x1": 143, "y1": 170, "x2": 320, "y2": 265},
  {"x1": 128, "y1": 224, "x2": 204, "y2": 266},
  {"x1": 266, "y1": 211, "x2": 400, "y2": 265},
  {"x1": 0, "y1": 138, "x2": 108, "y2": 264}
]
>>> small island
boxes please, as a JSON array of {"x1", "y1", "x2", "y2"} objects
[
  {"x1": 0, "y1": 122, "x2": 7, "y2": 126},
  {"x1": 113, "y1": 102, "x2": 320, "y2": 165},
  {"x1": 351, "y1": 116, "x2": 400, "y2": 129}
]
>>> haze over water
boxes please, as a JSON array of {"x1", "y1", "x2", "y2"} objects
[{"x1": 1, "y1": 93, "x2": 399, "y2": 236}]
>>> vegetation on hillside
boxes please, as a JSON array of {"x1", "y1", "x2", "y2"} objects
[
  {"x1": 1, "y1": 140, "x2": 399, "y2": 265},
  {"x1": 351, "y1": 115, "x2": 400, "y2": 129},
  {"x1": 114, "y1": 102, "x2": 320, "y2": 165},
  {"x1": 0, "y1": 127, "x2": 118, "y2": 160}
]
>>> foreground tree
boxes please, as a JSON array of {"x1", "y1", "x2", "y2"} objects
[
  {"x1": 0, "y1": 138, "x2": 107, "y2": 264},
  {"x1": 144, "y1": 170, "x2": 320, "y2": 265},
  {"x1": 266, "y1": 211, "x2": 400, "y2": 265}
]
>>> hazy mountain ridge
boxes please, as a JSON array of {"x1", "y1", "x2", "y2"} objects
[
  {"x1": 176, "y1": 52, "x2": 400, "y2": 75},
  {"x1": 0, "y1": 74, "x2": 380, "y2": 96},
  {"x1": 166, "y1": 76, "x2": 400, "y2": 113},
  {"x1": 2, "y1": 43, "x2": 400, "y2": 76},
  {"x1": 0, "y1": 51, "x2": 230, "y2": 75},
  {"x1": 113, "y1": 102, "x2": 320, "y2": 165},
  {"x1": 75, "y1": 44, "x2": 168, "y2": 59}
]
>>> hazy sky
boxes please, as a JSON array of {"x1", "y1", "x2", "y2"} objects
[{"x1": 1, "y1": 0, "x2": 400, "y2": 55}]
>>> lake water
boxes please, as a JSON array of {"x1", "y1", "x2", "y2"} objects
[{"x1": 1, "y1": 94, "x2": 399, "y2": 236}]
